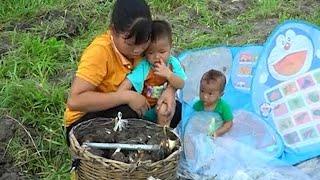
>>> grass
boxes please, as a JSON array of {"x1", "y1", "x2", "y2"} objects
[{"x1": 1, "y1": 0, "x2": 320, "y2": 179}]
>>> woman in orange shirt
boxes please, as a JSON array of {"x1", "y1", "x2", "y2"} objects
[{"x1": 64, "y1": 0, "x2": 181, "y2": 142}]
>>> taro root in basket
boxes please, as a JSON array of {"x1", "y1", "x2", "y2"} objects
[{"x1": 69, "y1": 117, "x2": 181, "y2": 180}]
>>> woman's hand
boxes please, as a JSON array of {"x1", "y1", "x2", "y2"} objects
[
  {"x1": 126, "y1": 91, "x2": 150, "y2": 117},
  {"x1": 157, "y1": 85, "x2": 176, "y2": 117}
]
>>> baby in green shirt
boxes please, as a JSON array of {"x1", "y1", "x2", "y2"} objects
[{"x1": 193, "y1": 69, "x2": 233, "y2": 138}]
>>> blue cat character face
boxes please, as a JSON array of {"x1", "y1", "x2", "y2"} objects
[{"x1": 267, "y1": 29, "x2": 313, "y2": 81}]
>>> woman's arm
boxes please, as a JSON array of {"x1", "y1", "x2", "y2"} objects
[
  {"x1": 117, "y1": 78, "x2": 133, "y2": 91},
  {"x1": 67, "y1": 77, "x2": 149, "y2": 116}
]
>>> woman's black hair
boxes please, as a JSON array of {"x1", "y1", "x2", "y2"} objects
[
  {"x1": 151, "y1": 20, "x2": 172, "y2": 44},
  {"x1": 111, "y1": 0, "x2": 152, "y2": 45}
]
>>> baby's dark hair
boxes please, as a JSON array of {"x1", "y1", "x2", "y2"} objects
[
  {"x1": 111, "y1": 0, "x2": 152, "y2": 45},
  {"x1": 151, "y1": 20, "x2": 172, "y2": 44},
  {"x1": 201, "y1": 69, "x2": 226, "y2": 93}
]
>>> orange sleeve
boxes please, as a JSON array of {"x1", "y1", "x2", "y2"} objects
[{"x1": 76, "y1": 45, "x2": 108, "y2": 86}]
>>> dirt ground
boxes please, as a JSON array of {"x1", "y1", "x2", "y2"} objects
[
  {"x1": 2, "y1": 9, "x2": 88, "y2": 40},
  {"x1": 0, "y1": 8, "x2": 88, "y2": 61},
  {"x1": 0, "y1": 117, "x2": 22, "y2": 180}
]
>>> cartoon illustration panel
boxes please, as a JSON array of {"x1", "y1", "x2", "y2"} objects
[
  {"x1": 252, "y1": 21, "x2": 320, "y2": 155},
  {"x1": 231, "y1": 46, "x2": 263, "y2": 92},
  {"x1": 179, "y1": 47, "x2": 233, "y2": 103}
]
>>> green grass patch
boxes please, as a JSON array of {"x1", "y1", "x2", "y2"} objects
[
  {"x1": 0, "y1": 34, "x2": 70, "y2": 80},
  {"x1": 1, "y1": 79, "x2": 69, "y2": 179},
  {"x1": 0, "y1": 0, "x2": 71, "y2": 23}
]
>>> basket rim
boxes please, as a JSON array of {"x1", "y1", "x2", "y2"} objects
[{"x1": 69, "y1": 117, "x2": 181, "y2": 167}]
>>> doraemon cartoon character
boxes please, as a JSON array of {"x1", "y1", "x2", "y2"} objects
[{"x1": 265, "y1": 29, "x2": 314, "y2": 82}]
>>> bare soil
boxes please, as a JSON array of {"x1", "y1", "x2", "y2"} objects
[
  {"x1": 0, "y1": 34, "x2": 13, "y2": 58},
  {"x1": 2, "y1": 9, "x2": 88, "y2": 41},
  {"x1": 0, "y1": 117, "x2": 23, "y2": 180},
  {"x1": 207, "y1": 0, "x2": 253, "y2": 22}
]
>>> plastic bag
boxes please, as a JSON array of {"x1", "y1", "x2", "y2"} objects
[{"x1": 178, "y1": 111, "x2": 311, "y2": 180}]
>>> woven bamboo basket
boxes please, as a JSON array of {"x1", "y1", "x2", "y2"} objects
[{"x1": 69, "y1": 117, "x2": 181, "y2": 180}]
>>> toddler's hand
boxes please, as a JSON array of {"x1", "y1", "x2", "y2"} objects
[
  {"x1": 213, "y1": 132, "x2": 218, "y2": 139},
  {"x1": 154, "y1": 58, "x2": 172, "y2": 79}
]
